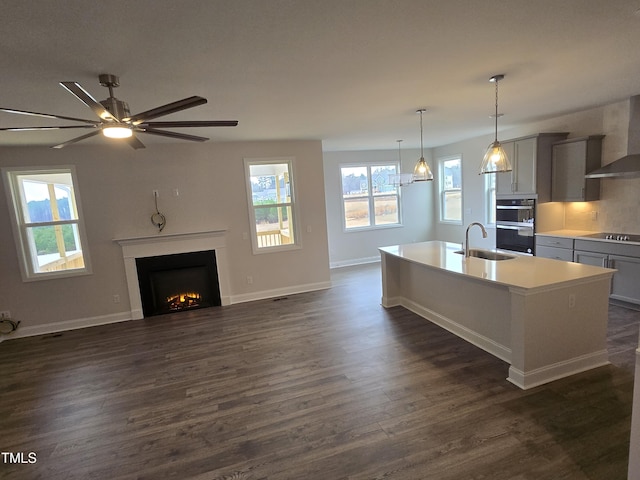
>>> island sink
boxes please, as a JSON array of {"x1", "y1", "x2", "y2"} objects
[{"x1": 454, "y1": 249, "x2": 516, "y2": 261}]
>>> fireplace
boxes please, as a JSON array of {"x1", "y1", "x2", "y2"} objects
[
  {"x1": 115, "y1": 230, "x2": 230, "y2": 320},
  {"x1": 136, "y1": 250, "x2": 221, "y2": 317}
]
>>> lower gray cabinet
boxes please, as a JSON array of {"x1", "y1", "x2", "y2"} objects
[
  {"x1": 574, "y1": 239, "x2": 640, "y2": 306},
  {"x1": 535, "y1": 235, "x2": 574, "y2": 261},
  {"x1": 609, "y1": 255, "x2": 640, "y2": 305},
  {"x1": 573, "y1": 250, "x2": 608, "y2": 267}
]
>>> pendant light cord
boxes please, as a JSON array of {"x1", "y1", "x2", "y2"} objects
[
  {"x1": 494, "y1": 78, "x2": 499, "y2": 142},
  {"x1": 419, "y1": 109, "x2": 424, "y2": 157}
]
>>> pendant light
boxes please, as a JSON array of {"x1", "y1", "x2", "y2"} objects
[
  {"x1": 479, "y1": 74, "x2": 512, "y2": 174},
  {"x1": 389, "y1": 140, "x2": 414, "y2": 186},
  {"x1": 413, "y1": 108, "x2": 433, "y2": 181}
]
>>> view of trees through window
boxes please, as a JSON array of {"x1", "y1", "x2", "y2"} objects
[
  {"x1": 341, "y1": 164, "x2": 399, "y2": 229},
  {"x1": 27, "y1": 193, "x2": 78, "y2": 255},
  {"x1": 5, "y1": 169, "x2": 88, "y2": 278}
]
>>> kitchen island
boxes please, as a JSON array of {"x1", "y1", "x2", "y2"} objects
[{"x1": 379, "y1": 241, "x2": 615, "y2": 389}]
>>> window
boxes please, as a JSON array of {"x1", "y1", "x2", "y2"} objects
[
  {"x1": 439, "y1": 156, "x2": 462, "y2": 223},
  {"x1": 486, "y1": 172, "x2": 496, "y2": 225},
  {"x1": 245, "y1": 158, "x2": 299, "y2": 253},
  {"x1": 3, "y1": 166, "x2": 91, "y2": 281},
  {"x1": 341, "y1": 163, "x2": 400, "y2": 230}
]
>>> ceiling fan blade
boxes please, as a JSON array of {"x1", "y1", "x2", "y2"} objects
[
  {"x1": 142, "y1": 120, "x2": 238, "y2": 128},
  {"x1": 127, "y1": 135, "x2": 146, "y2": 150},
  {"x1": 51, "y1": 130, "x2": 101, "y2": 149},
  {"x1": 60, "y1": 81, "x2": 118, "y2": 121},
  {"x1": 0, "y1": 125, "x2": 98, "y2": 132},
  {"x1": 139, "y1": 127, "x2": 209, "y2": 142},
  {"x1": 126, "y1": 96, "x2": 207, "y2": 124},
  {"x1": 0, "y1": 107, "x2": 101, "y2": 125}
]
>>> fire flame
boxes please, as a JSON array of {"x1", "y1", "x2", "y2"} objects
[{"x1": 166, "y1": 292, "x2": 202, "y2": 310}]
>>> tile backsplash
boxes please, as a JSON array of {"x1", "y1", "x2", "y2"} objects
[{"x1": 561, "y1": 179, "x2": 640, "y2": 234}]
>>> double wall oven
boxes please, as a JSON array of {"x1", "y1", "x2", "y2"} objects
[{"x1": 496, "y1": 197, "x2": 535, "y2": 255}]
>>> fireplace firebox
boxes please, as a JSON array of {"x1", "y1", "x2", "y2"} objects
[{"x1": 135, "y1": 250, "x2": 221, "y2": 317}]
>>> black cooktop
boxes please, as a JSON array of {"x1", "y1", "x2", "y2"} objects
[{"x1": 580, "y1": 232, "x2": 640, "y2": 242}]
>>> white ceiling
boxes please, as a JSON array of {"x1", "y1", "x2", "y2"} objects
[{"x1": 2, "y1": 0, "x2": 640, "y2": 152}]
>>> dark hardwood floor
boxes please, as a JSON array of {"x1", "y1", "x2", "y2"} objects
[{"x1": 1, "y1": 263, "x2": 638, "y2": 479}]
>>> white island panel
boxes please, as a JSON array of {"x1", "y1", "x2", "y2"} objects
[{"x1": 380, "y1": 241, "x2": 614, "y2": 389}]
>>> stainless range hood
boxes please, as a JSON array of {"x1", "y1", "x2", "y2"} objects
[{"x1": 586, "y1": 95, "x2": 640, "y2": 178}]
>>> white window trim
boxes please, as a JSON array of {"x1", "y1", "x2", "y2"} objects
[
  {"x1": 485, "y1": 172, "x2": 497, "y2": 226},
  {"x1": 437, "y1": 155, "x2": 463, "y2": 225},
  {"x1": 244, "y1": 157, "x2": 301, "y2": 255},
  {"x1": 339, "y1": 162, "x2": 402, "y2": 233},
  {"x1": 2, "y1": 165, "x2": 93, "y2": 282}
]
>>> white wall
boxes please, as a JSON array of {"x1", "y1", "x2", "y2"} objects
[
  {"x1": 323, "y1": 148, "x2": 434, "y2": 267},
  {"x1": 0, "y1": 140, "x2": 330, "y2": 336}
]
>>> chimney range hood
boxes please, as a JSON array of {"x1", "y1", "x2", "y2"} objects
[{"x1": 586, "y1": 95, "x2": 640, "y2": 179}]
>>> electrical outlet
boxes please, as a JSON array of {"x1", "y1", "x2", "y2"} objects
[
  {"x1": 153, "y1": 189, "x2": 159, "y2": 197},
  {"x1": 246, "y1": 275, "x2": 253, "y2": 285},
  {"x1": 568, "y1": 294, "x2": 576, "y2": 309},
  {"x1": 0, "y1": 311, "x2": 11, "y2": 320},
  {"x1": 112, "y1": 294, "x2": 121, "y2": 304}
]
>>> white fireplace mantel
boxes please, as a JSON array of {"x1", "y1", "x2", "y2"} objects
[{"x1": 115, "y1": 229, "x2": 231, "y2": 319}]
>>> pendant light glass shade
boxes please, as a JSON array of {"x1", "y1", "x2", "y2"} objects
[
  {"x1": 480, "y1": 140, "x2": 510, "y2": 173},
  {"x1": 480, "y1": 74, "x2": 512, "y2": 174},
  {"x1": 413, "y1": 109, "x2": 433, "y2": 182},
  {"x1": 413, "y1": 156, "x2": 432, "y2": 181}
]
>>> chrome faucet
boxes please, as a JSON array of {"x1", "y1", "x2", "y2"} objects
[{"x1": 465, "y1": 222, "x2": 488, "y2": 257}]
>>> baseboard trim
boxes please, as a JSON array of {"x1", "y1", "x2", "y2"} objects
[
  {"x1": 507, "y1": 350, "x2": 610, "y2": 390},
  {"x1": 229, "y1": 281, "x2": 332, "y2": 305},
  {"x1": 400, "y1": 297, "x2": 512, "y2": 363},
  {"x1": 4, "y1": 311, "x2": 133, "y2": 340},
  {"x1": 330, "y1": 257, "x2": 380, "y2": 269}
]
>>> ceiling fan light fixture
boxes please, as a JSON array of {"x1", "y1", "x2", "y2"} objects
[
  {"x1": 480, "y1": 74, "x2": 512, "y2": 174},
  {"x1": 102, "y1": 125, "x2": 133, "y2": 139}
]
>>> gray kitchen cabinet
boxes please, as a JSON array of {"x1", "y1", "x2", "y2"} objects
[
  {"x1": 496, "y1": 132, "x2": 569, "y2": 202},
  {"x1": 608, "y1": 255, "x2": 640, "y2": 305},
  {"x1": 535, "y1": 235, "x2": 574, "y2": 261},
  {"x1": 574, "y1": 239, "x2": 640, "y2": 307},
  {"x1": 551, "y1": 135, "x2": 604, "y2": 202},
  {"x1": 574, "y1": 250, "x2": 608, "y2": 267}
]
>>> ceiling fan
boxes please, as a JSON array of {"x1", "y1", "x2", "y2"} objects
[{"x1": 0, "y1": 73, "x2": 238, "y2": 149}]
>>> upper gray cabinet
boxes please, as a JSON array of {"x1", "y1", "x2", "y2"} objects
[
  {"x1": 551, "y1": 135, "x2": 604, "y2": 202},
  {"x1": 496, "y1": 133, "x2": 569, "y2": 202}
]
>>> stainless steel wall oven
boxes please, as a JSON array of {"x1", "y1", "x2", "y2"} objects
[{"x1": 496, "y1": 198, "x2": 535, "y2": 255}]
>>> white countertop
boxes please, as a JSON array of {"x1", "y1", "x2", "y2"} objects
[
  {"x1": 536, "y1": 229, "x2": 640, "y2": 246},
  {"x1": 536, "y1": 229, "x2": 597, "y2": 238},
  {"x1": 379, "y1": 241, "x2": 615, "y2": 291}
]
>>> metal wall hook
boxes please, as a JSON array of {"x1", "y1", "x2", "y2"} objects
[{"x1": 151, "y1": 191, "x2": 166, "y2": 232}]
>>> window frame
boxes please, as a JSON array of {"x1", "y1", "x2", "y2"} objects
[
  {"x1": 340, "y1": 162, "x2": 402, "y2": 232},
  {"x1": 438, "y1": 155, "x2": 463, "y2": 225},
  {"x1": 2, "y1": 165, "x2": 93, "y2": 282},
  {"x1": 244, "y1": 157, "x2": 301, "y2": 254},
  {"x1": 485, "y1": 172, "x2": 497, "y2": 226}
]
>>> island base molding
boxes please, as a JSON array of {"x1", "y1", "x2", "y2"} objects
[
  {"x1": 397, "y1": 297, "x2": 512, "y2": 363},
  {"x1": 389, "y1": 295, "x2": 610, "y2": 390},
  {"x1": 507, "y1": 350, "x2": 609, "y2": 390}
]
